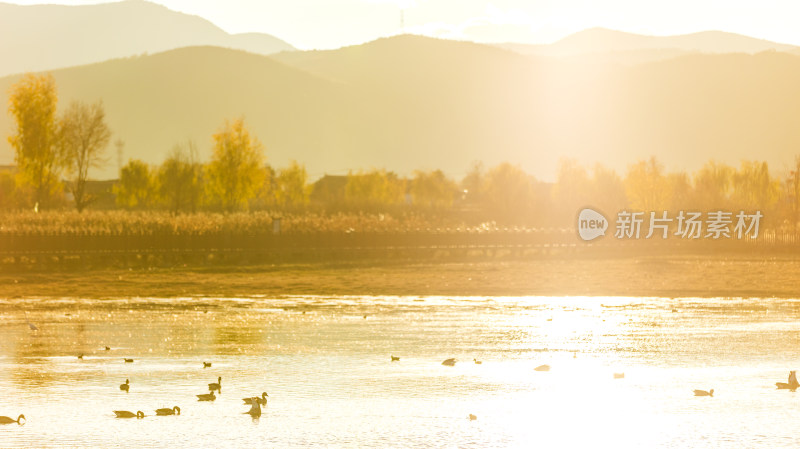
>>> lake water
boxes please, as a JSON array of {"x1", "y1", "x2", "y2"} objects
[{"x1": 1, "y1": 295, "x2": 800, "y2": 448}]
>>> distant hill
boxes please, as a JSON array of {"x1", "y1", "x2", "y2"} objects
[
  {"x1": 0, "y1": 0, "x2": 294, "y2": 77},
  {"x1": 498, "y1": 28, "x2": 800, "y2": 64},
  {"x1": 2, "y1": 36, "x2": 800, "y2": 181}
]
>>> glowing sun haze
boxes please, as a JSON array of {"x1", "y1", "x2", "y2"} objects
[{"x1": 6, "y1": 0, "x2": 800, "y2": 49}]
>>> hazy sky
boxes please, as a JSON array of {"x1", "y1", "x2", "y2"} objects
[{"x1": 7, "y1": 0, "x2": 800, "y2": 49}]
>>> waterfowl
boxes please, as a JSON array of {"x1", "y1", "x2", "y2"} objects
[
  {"x1": 155, "y1": 406, "x2": 180, "y2": 416},
  {"x1": 208, "y1": 376, "x2": 222, "y2": 392},
  {"x1": 613, "y1": 373, "x2": 625, "y2": 379},
  {"x1": 534, "y1": 364, "x2": 551, "y2": 372},
  {"x1": 693, "y1": 389, "x2": 714, "y2": 397},
  {"x1": 120, "y1": 378, "x2": 130, "y2": 392},
  {"x1": 391, "y1": 355, "x2": 400, "y2": 362},
  {"x1": 243, "y1": 392, "x2": 268, "y2": 405},
  {"x1": 124, "y1": 358, "x2": 134, "y2": 363},
  {"x1": 105, "y1": 346, "x2": 111, "y2": 351},
  {"x1": 244, "y1": 399, "x2": 261, "y2": 418},
  {"x1": 473, "y1": 359, "x2": 482, "y2": 365},
  {"x1": 77, "y1": 354, "x2": 84, "y2": 360},
  {"x1": 442, "y1": 358, "x2": 456, "y2": 366},
  {"x1": 468, "y1": 414, "x2": 477, "y2": 421},
  {"x1": 197, "y1": 391, "x2": 216, "y2": 401},
  {"x1": 114, "y1": 410, "x2": 144, "y2": 419},
  {"x1": 203, "y1": 362, "x2": 212, "y2": 368},
  {"x1": 0, "y1": 414, "x2": 25, "y2": 425},
  {"x1": 776, "y1": 371, "x2": 799, "y2": 390}
]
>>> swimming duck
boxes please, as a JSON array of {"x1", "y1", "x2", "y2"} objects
[
  {"x1": 391, "y1": 355, "x2": 400, "y2": 362},
  {"x1": 155, "y1": 406, "x2": 180, "y2": 416},
  {"x1": 474, "y1": 359, "x2": 482, "y2": 365},
  {"x1": 244, "y1": 399, "x2": 261, "y2": 418},
  {"x1": 243, "y1": 392, "x2": 268, "y2": 405},
  {"x1": 105, "y1": 346, "x2": 111, "y2": 351},
  {"x1": 534, "y1": 364, "x2": 551, "y2": 372},
  {"x1": 114, "y1": 410, "x2": 144, "y2": 419},
  {"x1": 442, "y1": 358, "x2": 456, "y2": 366},
  {"x1": 203, "y1": 362, "x2": 212, "y2": 368},
  {"x1": 120, "y1": 378, "x2": 130, "y2": 392},
  {"x1": 468, "y1": 414, "x2": 477, "y2": 421},
  {"x1": 208, "y1": 376, "x2": 222, "y2": 392},
  {"x1": 693, "y1": 389, "x2": 714, "y2": 397},
  {"x1": 77, "y1": 354, "x2": 84, "y2": 360},
  {"x1": 197, "y1": 391, "x2": 216, "y2": 401},
  {"x1": 0, "y1": 414, "x2": 25, "y2": 425},
  {"x1": 776, "y1": 371, "x2": 799, "y2": 390},
  {"x1": 124, "y1": 358, "x2": 134, "y2": 363}
]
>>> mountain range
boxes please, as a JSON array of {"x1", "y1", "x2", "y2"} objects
[
  {"x1": 0, "y1": 0, "x2": 293, "y2": 77},
  {"x1": 1, "y1": 1, "x2": 800, "y2": 181}
]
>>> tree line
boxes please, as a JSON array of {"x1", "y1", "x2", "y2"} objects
[{"x1": 3, "y1": 73, "x2": 800, "y2": 230}]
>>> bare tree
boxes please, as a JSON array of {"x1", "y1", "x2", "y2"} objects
[{"x1": 59, "y1": 100, "x2": 111, "y2": 211}]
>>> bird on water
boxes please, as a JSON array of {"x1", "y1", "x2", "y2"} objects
[
  {"x1": 243, "y1": 392, "x2": 269, "y2": 405},
  {"x1": 155, "y1": 406, "x2": 180, "y2": 416},
  {"x1": 0, "y1": 414, "x2": 25, "y2": 425},
  {"x1": 197, "y1": 391, "x2": 216, "y2": 401},
  {"x1": 114, "y1": 411, "x2": 144, "y2": 419},
  {"x1": 208, "y1": 376, "x2": 222, "y2": 392}
]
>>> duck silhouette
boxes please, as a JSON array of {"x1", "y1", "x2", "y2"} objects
[
  {"x1": 120, "y1": 378, "x2": 130, "y2": 392},
  {"x1": 776, "y1": 371, "x2": 799, "y2": 390},
  {"x1": 243, "y1": 392, "x2": 268, "y2": 405},
  {"x1": 208, "y1": 376, "x2": 222, "y2": 393},
  {"x1": 155, "y1": 406, "x2": 180, "y2": 416},
  {"x1": 693, "y1": 389, "x2": 714, "y2": 397},
  {"x1": 442, "y1": 358, "x2": 456, "y2": 366},
  {"x1": 244, "y1": 398, "x2": 262, "y2": 418},
  {"x1": 197, "y1": 391, "x2": 216, "y2": 401},
  {"x1": 114, "y1": 410, "x2": 144, "y2": 419},
  {"x1": 0, "y1": 414, "x2": 24, "y2": 425}
]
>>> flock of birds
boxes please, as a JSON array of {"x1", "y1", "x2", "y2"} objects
[
  {"x1": 6, "y1": 315, "x2": 799, "y2": 427},
  {"x1": 0, "y1": 350, "x2": 270, "y2": 426},
  {"x1": 111, "y1": 369, "x2": 269, "y2": 420}
]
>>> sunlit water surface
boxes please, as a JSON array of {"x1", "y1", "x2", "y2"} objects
[{"x1": 2, "y1": 295, "x2": 800, "y2": 448}]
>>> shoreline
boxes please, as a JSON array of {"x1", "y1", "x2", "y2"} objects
[{"x1": 2, "y1": 254, "x2": 799, "y2": 299}]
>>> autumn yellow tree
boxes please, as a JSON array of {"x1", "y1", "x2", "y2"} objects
[
  {"x1": 158, "y1": 142, "x2": 202, "y2": 214},
  {"x1": 410, "y1": 169, "x2": 456, "y2": 209},
  {"x1": 59, "y1": 100, "x2": 111, "y2": 212},
  {"x1": 274, "y1": 161, "x2": 312, "y2": 209},
  {"x1": 552, "y1": 158, "x2": 590, "y2": 222},
  {"x1": 624, "y1": 157, "x2": 669, "y2": 211},
  {"x1": 344, "y1": 169, "x2": 405, "y2": 210},
  {"x1": 7, "y1": 73, "x2": 63, "y2": 209},
  {"x1": 114, "y1": 159, "x2": 156, "y2": 209},
  {"x1": 205, "y1": 118, "x2": 266, "y2": 212},
  {"x1": 731, "y1": 161, "x2": 779, "y2": 211},
  {"x1": 691, "y1": 160, "x2": 732, "y2": 211},
  {"x1": 483, "y1": 162, "x2": 538, "y2": 224}
]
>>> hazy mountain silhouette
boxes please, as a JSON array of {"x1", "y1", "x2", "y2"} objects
[
  {"x1": 2, "y1": 35, "x2": 800, "y2": 181},
  {"x1": 499, "y1": 28, "x2": 800, "y2": 64},
  {"x1": 0, "y1": 0, "x2": 293, "y2": 77}
]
